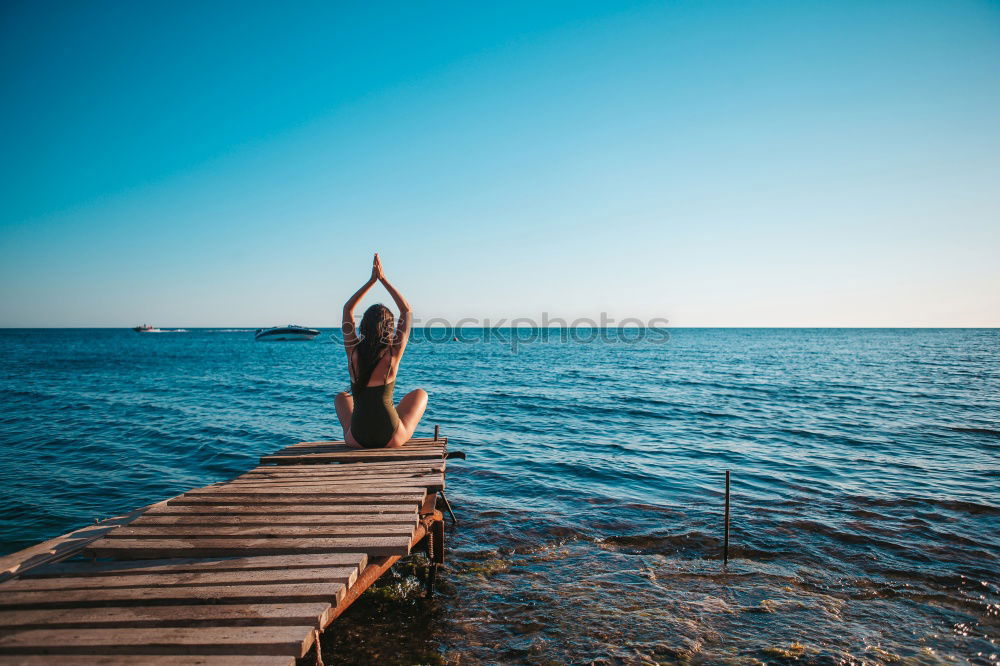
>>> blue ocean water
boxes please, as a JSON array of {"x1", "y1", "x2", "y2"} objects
[{"x1": 1, "y1": 327, "x2": 997, "y2": 663}]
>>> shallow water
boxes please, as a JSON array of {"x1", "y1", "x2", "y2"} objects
[{"x1": 1, "y1": 328, "x2": 998, "y2": 664}]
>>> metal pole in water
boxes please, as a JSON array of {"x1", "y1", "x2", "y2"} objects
[
  {"x1": 723, "y1": 470, "x2": 731, "y2": 566},
  {"x1": 434, "y1": 424, "x2": 440, "y2": 440}
]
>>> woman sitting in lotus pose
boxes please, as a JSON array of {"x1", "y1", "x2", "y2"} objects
[{"x1": 335, "y1": 254, "x2": 428, "y2": 448}]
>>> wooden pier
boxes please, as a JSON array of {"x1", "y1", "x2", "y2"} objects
[{"x1": 0, "y1": 436, "x2": 451, "y2": 664}]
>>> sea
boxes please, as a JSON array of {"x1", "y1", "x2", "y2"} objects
[{"x1": 0, "y1": 327, "x2": 997, "y2": 664}]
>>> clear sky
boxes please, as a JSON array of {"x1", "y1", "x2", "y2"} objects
[{"x1": 1, "y1": 0, "x2": 998, "y2": 327}]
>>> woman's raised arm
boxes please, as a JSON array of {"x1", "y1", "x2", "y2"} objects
[
  {"x1": 342, "y1": 255, "x2": 380, "y2": 353},
  {"x1": 379, "y1": 270, "x2": 412, "y2": 357}
]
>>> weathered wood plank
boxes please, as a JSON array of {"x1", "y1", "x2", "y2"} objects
[
  {"x1": 232, "y1": 469, "x2": 444, "y2": 477},
  {"x1": 288, "y1": 437, "x2": 443, "y2": 447},
  {"x1": 228, "y1": 472, "x2": 443, "y2": 483},
  {"x1": 85, "y1": 536, "x2": 412, "y2": 559},
  {"x1": 239, "y1": 470, "x2": 444, "y2": 480},
  {"x1": 0, "y1": 625, "x2": 316, "y2": 657},
  {"x1": 274, "y1": 447, "x2": 445, "y2": 455},
  {"x1": 268, "y1": 442, "x2": 448, "y2": 453},
  {"x1": 184, "y1": 482, "x2": 425, "y2": 492},
  {"x1": 246, "y1": 461, "x2": 445, "y2": 473},
  {"x1": 105, "y1": 525, "x2": 414, "y2": 539},
  {"x1": 236, "y1": 471, "x2": 444, "y2": 482},
  {"x1": 143, "y1": 503, "x2": 417, "y2": 515},
  {"x1": 168, "y1": 493, "x2": 425, "y2": 505},
  {"x1": 241, "y1": 471, "x2": 445, "y2": 480},
  {"x1": 212, "y1": 482, "x2": 443, "y2": 492},
  {"x1": 217, "y1": 480, "x2": 443, "y2": 491},
  {"x1": 271, "y1": 444, "x2": 444, "y2": 452},
  {"x1": 130, "y1": 514, "x2": 416, "y2": 527},
  {"x1": 0, "y1": 656, "x2": 293, "y2": 665},
  {"x1": 0, "y1": 603, "x2": 332, "y2": 630},
  {"x1": 0, "y1": 498, "x2": 177, "y2": 583},
  {"x1": 244, "y1": 454, "x2": 447, "y2": 474},
  {"x1": 261, "y1": 453, "x2": 442, "y2": 465},
  {"x1": 214, "y1": 480, "x2": 445, "y2": 493},
  {"x1": 264, "y1": 452, "x2": 439, "y2": 460},
  {"x1": 23, "y1": 554, "x2": 367, "y2": 579},
  {"x1": 243, "y1": 468, "x2": 444, "y2": 478},
  {"x1": 285, "y1": 441, "x2": 444, "y2": 448},
  {"x1": 2, "y1": 566, "x2": 360, "y2": 592},
  {"x1": 0, "y1": 582, "x2": 345, "y2": 609},
  {"x1": 185, "y1": 481, "x2": 440, "y2": 495}
]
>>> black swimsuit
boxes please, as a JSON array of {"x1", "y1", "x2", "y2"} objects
[{"x1": 349, "y1": 352, "x2": 400, "y2": 448}]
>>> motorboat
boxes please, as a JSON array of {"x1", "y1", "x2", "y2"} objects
[
  {"x1": 132, "y1": 324, "x2": 161, "y2": 333},
  {"x1": 255, "y1": 325, "x2": 320, "y2": 341}
]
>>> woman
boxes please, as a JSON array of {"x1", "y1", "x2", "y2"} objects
[{"x1": 335, "y1": 254, "x2": 428, "y2": 448}]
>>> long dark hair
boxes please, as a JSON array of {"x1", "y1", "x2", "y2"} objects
[{"x1": 352, "y1": 303, "x2": 395, "y2": 387}]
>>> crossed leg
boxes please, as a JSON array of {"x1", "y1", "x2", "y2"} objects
[{"x1": 386, "y1": 388, "x2": 428, "y2": 448}]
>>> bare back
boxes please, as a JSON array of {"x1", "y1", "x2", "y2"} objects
[{"x1": 349, "y1": 346, "x2": 399, "y2": 387}]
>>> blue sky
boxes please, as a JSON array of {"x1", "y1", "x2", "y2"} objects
[{"x1": 1, "y1": 0, "x2": 998, "y2": 326}]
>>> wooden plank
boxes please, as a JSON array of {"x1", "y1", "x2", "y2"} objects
[
  {"x1": 23, "y1": 554, "x2": 368, "y2": 579},
  {"x1": 0, "y1": 656, "x2": 293, "y2": 665},
  {"x1": 0, "y1": 625, "x2": 316, "y2": 657},
  {"x1": 246, "y1": 461, "x2": 445, "y2": 473},
  {"x1": 0, "y1": 603, "x2": 332, "y2": 630},
  {"x1": 271, "y1": 448, "x2": 445, "y2": 457},
  {"x1": 2, "y1": 566, "x2": 361, "y2": 592},
  {"x1": 0, "y1": 498, "x2": 177, "y2": 583},
  {"x1": 218, "y1": 479, "x2": 443, "y2": 490},
  {"x1": 292, "y1": 437, "x2": 448, "y2": 446},
  {"x1": 239, "y1": 470, "x2": 444, "y2": 479},
  {"x1": 143, "y1": 503, "x2": 417, "y2": 515},
  {"x1": 238, "y1": 454, "x2": 447, "y2": 474},
  {"x1": 215, "y1": 480, "x2": 445, "y2": 492},
  {"x1": 243, "y1": 467, "x2": 445, "y2": 477},
  {"x1": 243, "y1": 470, "x2": 446, "y2": 479},
  {"x1": 263, "y1": 450, "x2": 445, "y2": 458},
  {"x1": 221, "y1": 474, "x2": 444, "y2": 494},
  {"x1": 85, "y1": 536, "x2": 412, "y2": 559},
  {"x1": 274, "y1": 446, "x2": 445, "y2": 455},
  {"x1": 130, "y1": 513, "x2": 417, "y2": 527},
  {"x1": 184, "y1": 482, "x2": 440, "y2": 495},
  {"x1": 0, "y1": 582, "x2": 346, "y2": 609},
  {"x1": 285, "y1": 441, "x2": 445, "y2": 448},
  {"x1": 232, "y1": 468, "x2": 445, "y2": 477},
  {"x1": 263, "y1": 451, "x2": 445, "y2": 460},
  {"x1": 168, "y1": 493, "x2": 425, "y2": 505},
  {"x1": 229, "y1": 472, "x2": 444, "y2": 482},
  {"x1": 213, "y1": 481, "x2": 444, "y2": 492},
  {"x1": 270, "y1": 445, "x2": 444, "y2": 453},
  {"x1": 261, "y1": 453, "x2": 442, "y2": 465},
  {"x1": 191, "y1": 480, "x2": 436, "y2": 490},
  {"x1": 105, "y1": 524, "x2": 414, "y2": 539},
  {"x1": 235, "y1": 471, "x2": 444, "y2": 482}
]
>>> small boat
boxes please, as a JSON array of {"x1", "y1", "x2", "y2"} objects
[
  {"x1": 132, "y1": 324, "x2": 161, "y2": 333},
  {"x1": 255, "y1": 325, "x2": 320, "y2": 341}
]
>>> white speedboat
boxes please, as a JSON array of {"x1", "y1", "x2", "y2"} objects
[
  {"x1": 132, "y1": 324, "x2": 161, "y2": 333},
  {"x1": 255, "y1": 325, "x2": 320, "y2": 341}
]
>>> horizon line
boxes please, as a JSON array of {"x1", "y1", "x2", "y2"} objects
[{"x1": 1, "y1": 325, "x2": 998, "y2": 330}]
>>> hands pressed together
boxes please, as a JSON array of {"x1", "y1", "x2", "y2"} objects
[
  {"x1": 344, "y1": 252, "x2": 411, "y2": 337},
  {"x1": 370, "y1": 253, "x2": 385, "y2": 283}
]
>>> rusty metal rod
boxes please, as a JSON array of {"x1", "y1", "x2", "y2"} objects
[
  {"x1": 723, "y1": 470, "x2": 731, "y2": 566},
  {"x1": 439, "y1": 489, "x2": 458, "y2": 525},
  {"x1": 434, "y1": 424, "x2": 440, "y2": 440}
]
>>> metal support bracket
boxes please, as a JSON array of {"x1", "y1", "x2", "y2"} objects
[{"x1": 439, "y1": 490, "x2": 458, "y2": 525}]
